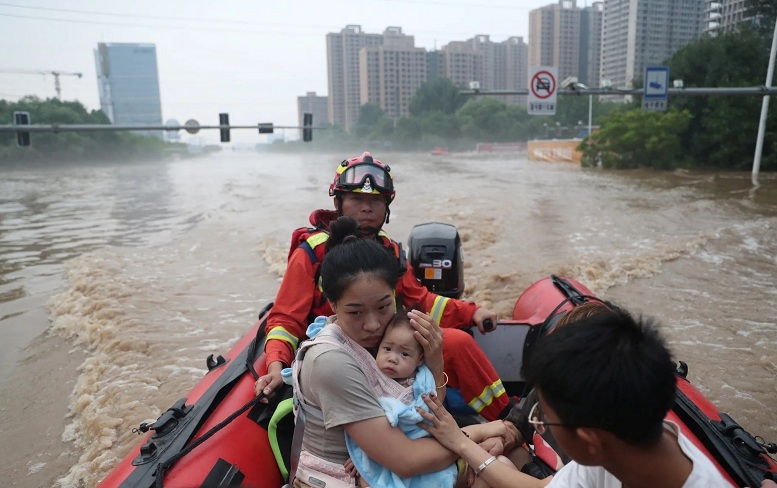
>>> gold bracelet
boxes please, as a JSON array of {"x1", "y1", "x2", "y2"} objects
[
  {"x1": 436, "y1": 372, "x2": 449, "y2": 389},
  {"x1": 473, "y1": 455, "x2": 498, "y2": 476}
]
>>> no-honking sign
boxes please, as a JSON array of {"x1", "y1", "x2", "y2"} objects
[{"x1": 528, "y1": 66, "x2": 558, "y2": 115}]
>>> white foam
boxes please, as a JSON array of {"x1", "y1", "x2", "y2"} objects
[{"x1": 27, "y1": 462, "x2": 47, "y2": 475}]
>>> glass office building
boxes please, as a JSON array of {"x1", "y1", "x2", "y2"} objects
[{"x1": 95, "y1": 42, "x2": 163, "y2": 138}]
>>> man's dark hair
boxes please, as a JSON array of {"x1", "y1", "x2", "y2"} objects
[{"x1": 523, "y1": 308, "x2": 676, "y2": 446}]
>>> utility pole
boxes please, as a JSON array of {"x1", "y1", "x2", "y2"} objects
[{"x1": 752, "y1": 19, "x2": 777, "y2": 187}]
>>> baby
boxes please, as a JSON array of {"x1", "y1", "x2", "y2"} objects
[
  {"x1": 345, "y1": 309, "x2": 459, "y2": 487},
  {"x1": 375, "y1": 312, "x2": 425, "y2": 387}
]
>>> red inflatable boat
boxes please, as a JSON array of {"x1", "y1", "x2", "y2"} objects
[{"x1": 99, "y1": 224, "x2": 776, "y2": 488}]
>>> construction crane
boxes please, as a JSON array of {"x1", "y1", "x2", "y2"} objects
[{"x1": 0, "y1": 69, "x2": 83, "y2": 99}]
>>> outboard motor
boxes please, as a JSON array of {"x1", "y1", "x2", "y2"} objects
[{"x1": 407, "y1": 222, "x2": 464, "y2": 298}]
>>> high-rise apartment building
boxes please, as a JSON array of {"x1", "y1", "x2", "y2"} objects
[
  {"x1": 440, "y1": 41, "x2": 486, "y2": 89},
  {"x1": 601, "y1": 0, "x2": 705, "y2": 89},
  {"x1": 359, "y1": 30, "x2": 426, "y2": 121},
  {"x1": 704, "y1": 0, "x2": 759, "y2": 34},
  {"x1": 529, "y1": 7, "x2": 555, "y2": 71},
  {"x1": 325, "y1": 26, "x2": 528, "y2": 129},
  {"x1": 528, "y1": 0, "x2": 604, "y2": 87},
  {"x1": 504, "y1": 36, "x2": 530, "y2": 104},
  {"x1": 297, "y1": 92, "x2": 329, "y2": 139},
  {"x1": 427, "y1": 50, "x2": 443, "y2": 83},
  {"x1": 326, "y1": 25, "x2": 393, "y2": 131},
  {"x1": 580, "y1": 2, "x2": 604, "y2": 87},
  {"x1": 439, "y1": 35, "x2": 528, "y2": 104},
  {"x1": 440, "y1": 40, "x2": 484, "y2": 88},
  {"x1": 94, "y1": 42, "x2": 163, "y2": 138},
  {"x1": 529, "y1": 1, "x2": 582, "y2": 83}
]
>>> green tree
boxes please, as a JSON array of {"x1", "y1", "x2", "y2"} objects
[
  {"x1": 668, "y1": 28, "x2": 777, "y2": 170},
  {"x1": 747, "y1": 0, "x2": 777, "y2": 35},
  {"x1": 583, "y1": 109, "x2": 692, "y2": 169},
  {"x1": 456, "y1": 97, "x2": 528, "y2": 142},
  {"x1": 1, "y1": 96, "x2": 172, "y2": 163},
  {"x1": 354, "y1": 103, "x2": 389, "y2": 139},
  {"x1": 394, "y1": 117, "x2": 424, "y2": 147},
  {"x1": 417, "y1": 111, "x2": 460, "y2": 139},
  {"x1": 409, "y1": 78, "x2": 467, "y2": 115}
]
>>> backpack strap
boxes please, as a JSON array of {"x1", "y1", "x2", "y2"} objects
[
  {"x1": 289, "y1": 338, "x2": 326, "y2": 484},
  {"x1": 289, "y1": 393, "x2": 324, "y2": 485},
  {"x1": 381, "y1": 236, "x2": 407, "y2": 305},
  {"x1": 289, "y1": 228, "x2": 330, "y2": 264},
  {"x1": 396, "y1": 242, "x2": 407, "y2": 278}
]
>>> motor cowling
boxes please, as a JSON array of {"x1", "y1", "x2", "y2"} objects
[{"x1": 407, "y1": 222, "x2": 464, "y2": 299}]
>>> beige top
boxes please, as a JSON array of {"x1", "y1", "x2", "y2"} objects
[{"x1": 298, "y1": 342, "x2": 386, "y2": 465}]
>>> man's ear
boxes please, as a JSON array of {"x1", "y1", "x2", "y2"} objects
[{"x1": 576, "y1": 427, "x2": 607, "y2": 461}]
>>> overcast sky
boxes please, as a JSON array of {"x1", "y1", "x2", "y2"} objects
[{"x1": 1, "y1": 0, "x2": 560, "y2": 143}]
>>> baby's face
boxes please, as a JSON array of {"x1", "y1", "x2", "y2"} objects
[{"x1": 376, "y1": 325, "x2": 424, "y2": 380}]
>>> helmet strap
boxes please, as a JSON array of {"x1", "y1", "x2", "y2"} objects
[{"x1": 359, "y1": 225, "x2": 382, "y2": 237}]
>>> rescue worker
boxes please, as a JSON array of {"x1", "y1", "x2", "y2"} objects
[{"x1": 255, "y1": 152, "x2": 513, "y2": 421}]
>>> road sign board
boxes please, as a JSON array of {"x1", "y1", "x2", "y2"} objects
[
  {"x1": 528, "y1": 66, "x2": 557, "y2": 115},
  {"x1": 643, "y1": 66, "x2": 669, "y2": 112},
  {"x1": 184, "y1": 119, "x2": 200, "y2": 134}
]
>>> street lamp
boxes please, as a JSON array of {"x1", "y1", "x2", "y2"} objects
[{"x1": 561, "y1": 76, "x2": 592, "y2": 139}]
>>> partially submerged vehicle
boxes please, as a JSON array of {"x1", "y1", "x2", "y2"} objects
[{"x1": 99, "y1": 223, "x2": 777, "y2": 488}]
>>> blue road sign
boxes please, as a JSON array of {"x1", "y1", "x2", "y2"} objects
[{"x1": 643, "y1": 66, "x2": 669, "y2": 112}]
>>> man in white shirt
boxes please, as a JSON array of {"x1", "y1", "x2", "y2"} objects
[{"x1": 522, "y1": 308, "x2": 733, "y2": 488}]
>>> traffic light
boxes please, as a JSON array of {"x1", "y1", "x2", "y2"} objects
[
  {"x1": 303, "y1": 113, "x2": 313, "y2": 142},
  {"x1": 219, "y1": 113, "x2": 230, "y2": 142},
  {"x1": 14, "y1": 111, "x2": 31, "y2": 147},
  {"x1": 258, "y1": 123, "x2": 274, "y2": 134}
]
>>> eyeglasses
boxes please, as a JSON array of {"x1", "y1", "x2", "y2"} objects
[
  {"x1": 528, "y1": 401, "x2": 574, "y2": 435},
  {"x1": 337, "y1": 163, "x2": 393, "y2": 194}
]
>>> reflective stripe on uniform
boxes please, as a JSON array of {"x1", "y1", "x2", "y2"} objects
[
  {"x1": 467, "y1": 379, "x2": 507, "y2": 414},
  {"x1": 304, "y1": 232, "x2": 330, "y2": 252},
  {"x1": 429, "y1": 295, "x2": 449, "y2": 325},
  {"x1": 266, "y1": 327, "x2": 301, "y2": 351}
]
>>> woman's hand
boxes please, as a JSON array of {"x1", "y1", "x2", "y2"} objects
[
  {"x1": 254, "y1": 361, "x2": 284, "y2": 404},
  {"x1": 461, "y1": 419, "x2": 518, "y2": 448},
  {"x1": 407, "y1": 309, "x2": 444, "y2": 374},
  {"x1": 501, "y1": 420, "x2": 521, "y2": 451},
  {"x1": 418, "y1": 394, "x2": 550, "y2": 488},
  {"x1": 416, "y1": 392, "x2": 470, "y2": 454},
  {"x1": 479, "y1": 436, "x2": 506, "y2": 456}
]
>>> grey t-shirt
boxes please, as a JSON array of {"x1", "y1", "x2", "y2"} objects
[{"x1": 298, "y1": 342, "x2": 386, "y2": 465}]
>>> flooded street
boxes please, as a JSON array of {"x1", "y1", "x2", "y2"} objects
[{"x1": 1, "y1": 152, "x2": 775, "y2": 487}]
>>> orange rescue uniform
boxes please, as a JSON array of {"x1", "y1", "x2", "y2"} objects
[{"x1": 264, "y1": 223, "x2": 510, "y2": 421}]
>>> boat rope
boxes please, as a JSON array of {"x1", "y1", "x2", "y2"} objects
[
  {"x1": 153, "y1": 392, "x2": 265, "y2": 487},
  {"x1": 757, "y1": 437, "x2": 777, "y2": 462}
]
